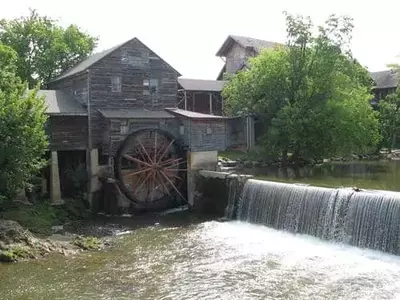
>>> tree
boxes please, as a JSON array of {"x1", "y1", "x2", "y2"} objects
[
  {"x1": 223, "y1": 13, "x2": 380, "y2": 163},
  {"x1": 0, "y1": 43, "x2": 48, "y2": 202},
  {"x1": 0, "y1": 9, "x2": 97, "y2": 88}
]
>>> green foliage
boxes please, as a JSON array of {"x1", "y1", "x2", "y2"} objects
[
  {"x1": 73, "y1": 236, "x2": 101, "y2": 250},
  {"x1": 0, "y1": 199, "x2": 90, "y2": 235},
  {"x1": 0, "y1": 246, "x2": 32, "y2": 262},
  {"x1": 0, "y1": 44, "x2": 48, "y2": 201},
  {"x1": 379, "y1": 89, "x2": 400, "y2": 151},
  {"x1": 223, "y1": 13, "x2": 380, "y2": 162},
  {"x1": 0, "y1": 9, "x2": 97, "y2": 87}
]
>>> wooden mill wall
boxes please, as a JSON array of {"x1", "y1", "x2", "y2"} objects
[
  {"x1": 88, "y1": 39, "x2": 179, "y2": 150},
  {"x1": 47, "y1": 116, "x2": 88, "y2": 151},
  {"x1": 103, "y1": 118, "x2": 181, "y2": 156},
  {"x1": 185, "y1": 119, "x2": 227, "y2": 152}
]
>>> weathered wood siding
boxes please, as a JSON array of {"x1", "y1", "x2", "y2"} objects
[
  {"x1": 48, "y1": 73, "x2": 88, "y2": 107},
  {"x1": 187, "y1": 119, "x2": 227, "y2": 152},
  {"x1": 103, "y1": 118, "x2": 181, "y2": 156},
  {"x1": 225, "y1": 43, "x2": 247, "y2": 74},
  {"x1": 48, "y1": 116, "x2": 88, "y2": 150},
  {"x1": 88, "y1": 39, "x2": 179, "y2": 148}
]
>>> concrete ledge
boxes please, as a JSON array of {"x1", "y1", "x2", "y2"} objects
[
  {"x1": 198, "y1": 170, "x2": 231, "y2": 179},
  {"x1": 198, "y1": 170, "x2": 254, "y2": 181}
]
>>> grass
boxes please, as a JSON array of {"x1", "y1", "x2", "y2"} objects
[
  {"x1": 0, "y1": 199, "x2": 90, "y2": 236},
  {"x1": 72, "y1": 236, "x2": 101, "y2": 250}
]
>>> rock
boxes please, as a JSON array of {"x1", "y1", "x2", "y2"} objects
[
  {"x1": 51, "y1": 225, "x2": 64, "y2": 233},
  {"x1": 0, "y1": 220, "x2": 34, "y2": 245}
]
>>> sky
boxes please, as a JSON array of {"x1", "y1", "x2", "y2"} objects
[{"x1": 1, "y1": 0, "x2": 399, "y2": 79}]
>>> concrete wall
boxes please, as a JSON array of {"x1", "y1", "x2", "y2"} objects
[{"x1": 192, "y1": 170, "x2": 252, "y2": 216}]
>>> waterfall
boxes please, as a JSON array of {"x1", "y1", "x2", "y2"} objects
[{"x1": 236, "y1": 179, "x2": 400, "y2": 254}]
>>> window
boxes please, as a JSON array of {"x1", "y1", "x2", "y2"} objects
[
  {"x1": 149, "y1": 79, "x2": 158, "y2": 94},
  {"x1": 143, "y1": 78, "x2": 158, "y2": 94},
  {"x1": 111, "y1": 76, "x2": 121, "y2": 92}
]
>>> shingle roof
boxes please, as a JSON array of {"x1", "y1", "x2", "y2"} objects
[
  {"x1": 216, "y1": 35, "x2": 281, "y2": 57},
  {"x1": 51, "y1": 37, "x2": 180, "y2": 83},
  {"x1": 37, "y1": 90, "x2": 87, "y2": 116},
  {"x1": 178, "y1": 78, "x2": 225, "y2": 92},
  {"x1": 370, "y1": 70, "x2": 398, "y2": 89},
  {"x1": 99, "y1": 109, "x2": 175, "y2": 119},
  {"x1": 165, "y1": 108, "x2": 228, "y2": 119}
]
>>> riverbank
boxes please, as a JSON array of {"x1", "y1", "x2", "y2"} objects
[
  {"x1": 0, "y1": 200, "x2": 215, "y2": 263},
  {"x1": 218, "y1": 149, "x2": 400, "y2": 171},
  {"x1": 0, "y1": 199, "x2": 107, "y2": 262}
]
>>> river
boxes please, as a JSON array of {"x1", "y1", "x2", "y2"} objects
[
  {"x1": 2, "y1": 219, "x2": 400, "y2": 300},
  {"x1": 241, "y1": 160, "x2": 400, "y2": 191}
]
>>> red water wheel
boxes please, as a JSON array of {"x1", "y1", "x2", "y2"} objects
[{"x1": 115, "y1": 128, "x2": 187, "y2": 209}]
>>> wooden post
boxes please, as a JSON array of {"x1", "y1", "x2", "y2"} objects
[
  {"x1": 193, "y1": 92, "x2": 195, "y2": 112},
  {"x1": 184, "y1": 90, "x2": 187, "y2": 110},
  {"x1": 50, "y1": 151, "x2": 62, "y2": 204},
  {"x1": 209, "y1": 92, "x2": 213, "y2": 115}
]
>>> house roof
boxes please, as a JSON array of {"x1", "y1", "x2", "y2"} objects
[
  {"x1": 216, "y1": 35, "x2": 280, "y2": 57},
  {"x1": 51, "y1": 37, "x2": 181, "y2": 83},
  {"x1": 165, "y1": 108, "x2": 228, "y2": 119},
  {"x1": 370, "y1": 70, "x2": 398, "y2": 89},
  {"x1": 37, "y1": 90, "x2": 87, "y2": 116},
  {"x1": 178, "y1": 78, "x2": 225, "y2": 92},
  {"x1": 99, "y1": 109, "x2": 175, "y2": 119}
]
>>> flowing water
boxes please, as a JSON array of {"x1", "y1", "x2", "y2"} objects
[
  {"x1": 238, "y1": 179, "x2": 400, "y2": 254},
  {"x1": 3, "y1": 161, "x2": 400, "y2": 299},
  {"x1": 2, "y1": 220, "x2": 400, "y2": 300}
]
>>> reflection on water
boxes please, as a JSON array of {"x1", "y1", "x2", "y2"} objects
[
  {"x1": 1, "y1": 221, "x2": 400, "y2": 300},
  {"x1": 242, "y1": 160, "x2": 400, "y2": 191}
]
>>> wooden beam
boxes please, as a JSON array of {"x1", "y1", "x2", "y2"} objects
[
  {"x1": 193, "y1": 92, "x2": 195, "y2": 112},
  {"x1": 184, "y1": 90, "x2": 187, "y2": 110},
  {"x1": 209, "y1": 92, "x2": 213, "y2": 115}
]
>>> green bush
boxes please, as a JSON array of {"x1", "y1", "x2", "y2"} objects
[{"x1": 0, "y1": 44, "x2": 48, "y2": 202}]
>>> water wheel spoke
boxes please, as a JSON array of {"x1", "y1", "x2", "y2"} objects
[
  {"x1": 131, "y1": 172, "x2": 147, "y2": 193},
  {"x1": 160, "y1": 170, "x2": 186, "y2": 201},
  {"x1": 157, "y1": 140, "x2": 175, "y2": 164},
  {"x1": 160, "y1": 157, "x2": 183, "y2": 167},
  {"x1": 135, "y1": 170, "x2": 153, "y2": 195},
  {"x1": 157, "y1": 172, "x2": 171, "y2": 196},
  {"x1": 164, "y1": 161, "x2": 185, "y2": 169},
  {"x1": 138, "y1": 138, "x2": 153, "y2": 164},
  {"x1": 164, "y1": 170, "x2": 182, "y2": 180},
  {"x1": 124, "y1": 167, "x2": 152, "y2": 178},
  {"x1": 150, "y1": 169, "x2": 157, "y2": 202},
  {"x1": 123, "y1": 154, "x2": 152, "y2": 167}
]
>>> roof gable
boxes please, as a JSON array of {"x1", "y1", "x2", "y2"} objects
[
  {"x1": 216, "y1": 35, "x2": 280, "y2": 57},
  {"x1": 51, "y1": 37, "x2": 180, "y2": 83},
  {"x1": 370, "y1": 70, "x2": 398, "y2": 89}
]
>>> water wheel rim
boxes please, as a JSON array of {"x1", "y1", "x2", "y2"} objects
[{"x1": 114, "y1": 128, "x2": 187, "y2": 206}]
